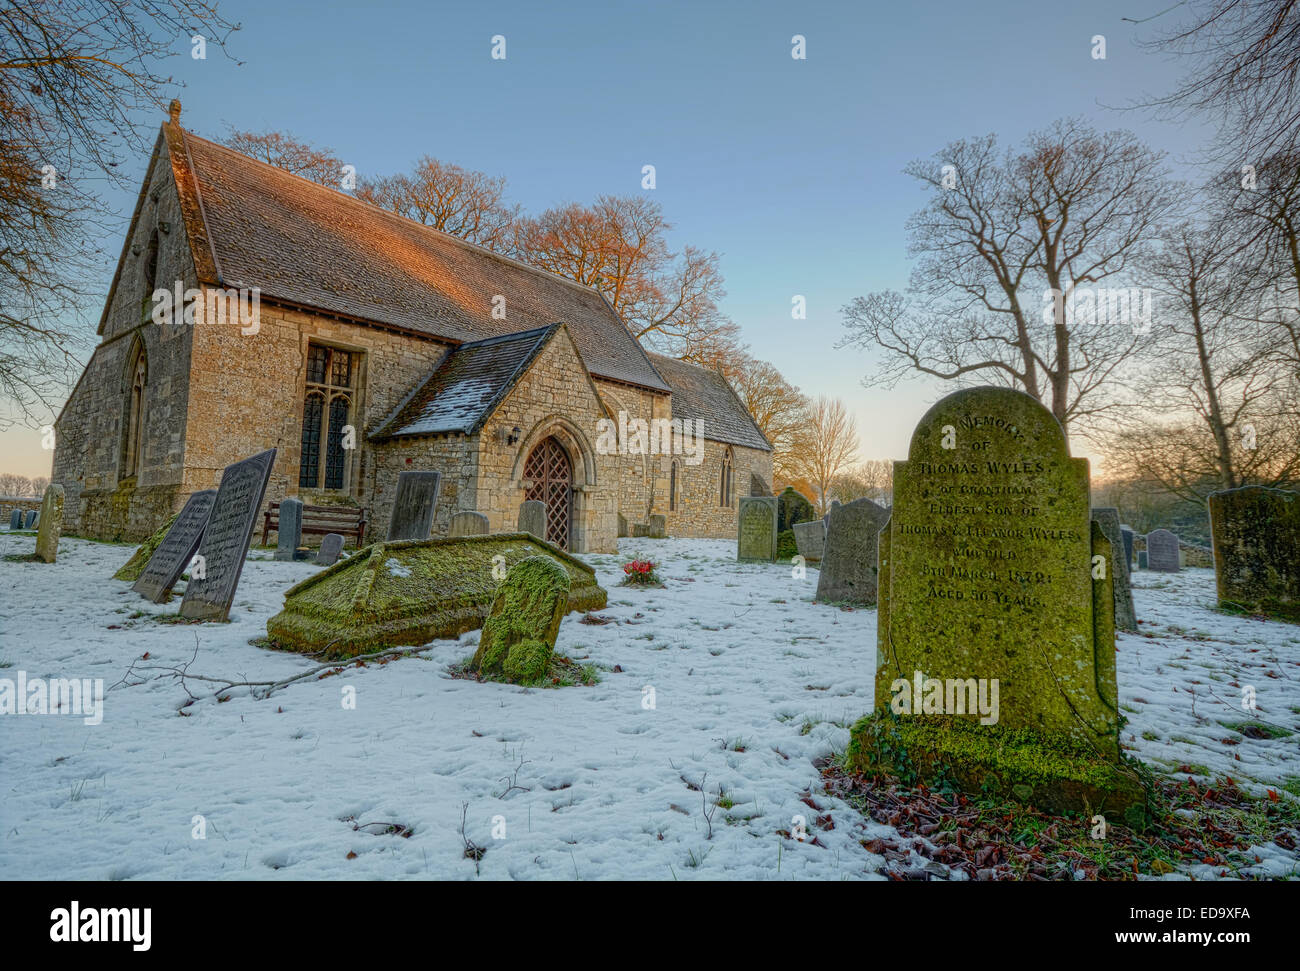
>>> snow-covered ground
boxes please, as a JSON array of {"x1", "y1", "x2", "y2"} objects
[{"x1": 1, "y1": 529, "x2": 1297, "y2": 880}]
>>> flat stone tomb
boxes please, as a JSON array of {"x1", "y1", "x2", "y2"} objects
[
  {"x1": 132, "y1": 489, "x2": 217, "y2": 602},
  {"x1": 179, "y1": 449, "x2": 277, "y2": 622},
  {"x1": 386, "y1": 470, "x2": 441, "y2": 542},
  {"x1": 877, "y1": 386, "x2": 1119, "y2": 751},
  {"x1": 736, "y1": 496, "x2": 777, "y2": 562},
  {"x1": 1146, "y1": 528, "x2": 1180, "y2": 572}
]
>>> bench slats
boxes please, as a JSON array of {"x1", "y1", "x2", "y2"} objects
[{"x1": 261, "y1": 500, "x2": 367, "y2": 547}]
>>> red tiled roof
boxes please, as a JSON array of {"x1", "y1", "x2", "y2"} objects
[{"x1": 173, "y1": 128, "x2": 670, "y2": 393}]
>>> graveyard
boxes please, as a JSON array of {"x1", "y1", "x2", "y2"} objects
[{"x1": 1, "y1": 461, "x2": 1298, "y2": 879}]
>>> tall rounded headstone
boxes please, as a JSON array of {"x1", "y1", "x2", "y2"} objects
[
  {"x1": 517, "y1": 500, "x2": 547, "y2": 539},
  {"x1": 736, "y1": 496, "x2": 778, "y2": 562},
  {"x1": 8, "y1": 509, "x2": 22, "y2": 530},
  {"x1": 274, "y1": 497, "x2": 304, "y2": 562},
  {"x1": 1146, "y1": 529, "x2": 1180, "y2": 573}
]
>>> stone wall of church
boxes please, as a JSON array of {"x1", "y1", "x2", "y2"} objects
[
  {"x1": 591, "y1": 378, "x2": 667, "y2": 530},
  {"x1": 658, "y1": 440, "x2": 773, "y2": 540},
  {"x1": 183, "y1": 301, "x2": 450, "y2": 537},
  {"x1": 477, "y1": 331, "x2": 618, "y2": 553},
  {"x1": 366, "y1": 434, "x2": 478, "y2": 540},
  {"x1": 53, "y1": 141, "x2": 197, "y2": 540}
]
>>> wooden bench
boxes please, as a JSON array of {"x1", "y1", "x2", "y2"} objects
[{"x1": 262, "y1": 502, "x2": 367, "y2": 549}]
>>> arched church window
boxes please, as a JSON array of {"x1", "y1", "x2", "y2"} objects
[
  {"x1": 669, "y1": 459, "x2": 681, "y2": 511},
  {"x1": 720, "y1": 448, "x2": 734, "y2": 508},
  {"x1": 299, "y1": 344, "x2": 357, "y2": 490},
  {"x1": 123, "y1": 341, "x2": 148, "y2": 477}
]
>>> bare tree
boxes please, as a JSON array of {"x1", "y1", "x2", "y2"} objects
[
  {"x1": 0, "y1": 0, "x2": 239, "y2": 428},
  {"x1": 829, "y1": 459, "x2": 893, "y2": 506},
  {"x1": 711, "y1": 355, "x2": 808, "y2": 480},
  {"x1": 513, "y1": 195, "x2": 739, "y2": 361},
  {"x1": 0, "y1": 473, "x2": 30, "y2": 496},
  {"x1": 221, "y1": 128, "x2": 344, "y2": 187},
  {"x1": 1135, "y1": 0, "x2": 1300, "y2": 160},
  {"x1": 29, "y1": 475, "x2": 48, "y2": 497},
  {"x1": 356, "y1": 157, "x2": 518, "y2": 250},
  {"x1": 840, "y1": 121, "x2": 1172, "y2": 437},
  {"x1": 789, "y1": 396, "x2": 860, "y2": 514}
]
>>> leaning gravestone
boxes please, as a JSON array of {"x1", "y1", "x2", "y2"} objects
[
  {"x1": 792, "y1": 520, "x2": 826, "y2": 562},
  {"x1": 815, "y1": 497, "x2": 889, "y2": 604},
  {"x1": 1092, "y1": 507, "x2": 1137, "y2": 631},
  {"x1": 131, "y1": 489, "x2": 217, "y2": 602},
  {"x1": 274, "y1": 497, "x2": 304, "y2": 562},
  {"x1": 34, "y1": 485, "x2": 64, "y2": 563},
  {"x1": 1120, "y1": 526, "x2": 1135, "y2": 568},
  {"x1": 25, "y1": 510, "x2": 38, "y2": 529},
  {"x1": 517, "y1": 500, "x2": 547, "y2": 539},
  {"x1": 315, "y1": 532, "x2": 344, "y2": 566},
  {"x1": 179, "y1": 449, "x2": 277, "y2": 622},
  {"x1": 1146, "y1": 529, "x2": 1180, "y2": 572},
  {"x1": 851, "y1": 386, "x2": 1144, "y2": 815},
  {"x1": 470, "y1": 555, "x2": 572, "y2": 685},
  {"x1": 387, "y1": 471, "x2": 441, "y2": 541},
  {"x1": 8, "y1": 509, "x2": 22, "y2": 530},
  {"x1": 449, "y1": 511, "x2": 490, "y2": 538},
  {"x1": 736, "y1": 495, "x2": 778, "y2": 562},
  {"x1": 1209, "y1": 485, "x2": 1300, "y2": 622}
]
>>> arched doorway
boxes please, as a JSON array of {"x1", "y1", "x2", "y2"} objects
[{"x1": 524, "y1": 436, "x2": 572, "y2": 549}]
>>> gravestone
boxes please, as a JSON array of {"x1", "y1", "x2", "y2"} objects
[
  {"x1": 8, "y1": 509, "x2": 22, "y2": 530},
  {"x1": 815, "y1": 497, "x2": 889, "y2": 604},
  {"x1": 1092, "y1": 507, "x2": 1137, "y2": 632},
  {"x1": 470, "y1": 555, "x2": 572, "y2": 685},
  {"x1": 853, "y1": 386, "x2": 1143, "y2": 815},
  {"x1": 1120, "y1": 525, "x2": 1135, "y2": 568},
  {"x1": 1146, "y1": 529, "x2": 1180, "y2": 572},
  {"x1": 750, "y1": 473, "x2": 772, "y2": 497},
  {"x1": 179, "y1": 449, "x2": 276, "y2": 622},
  {"x1": 736, "y1": 496, "x2": 777, "y2": 562},
  {"x1": 34, "y1": 485, "x2": 64, "y2": 563},
  {"x1": 274, "y1": 497, "x2": 304, "y2": 562},
  {"x1": 449, "y1": 511, "x2": 490, "y2": 538},
  {"x1": 387, "y1": 471, "x2": 441, "y2": 541},
  {"x1": 792, "y1": 520, "x2": 826, "y2": 562},
  {"x1": 25, "y1": 510, "x2": 38, "y2": 529},
  {"x1": 1209, "y1": 486, "x2": 1300, "y2": 622},
  {"x1": 1137, "y1": 550, "x2": 1148, "y2": 570},
  {"x1": 777, "y1": 486, "x2": 815, "y2": 533},
  {"x1": 517, "y1": 500, "x2": 547, "y2": 539},
  {"x1": 131, "y1": 489, "x2": 217, "y2": 602},
  {"x1": 646, "y1": 514, "x2": 666, "y2": 539},
  {"x1": 315, "y1": 533, "x2": 344, "y2": 566}
]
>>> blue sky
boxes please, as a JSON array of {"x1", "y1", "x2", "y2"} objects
[{"x1": 3, "y1": 0, "x2": 1213, "y2": 477}]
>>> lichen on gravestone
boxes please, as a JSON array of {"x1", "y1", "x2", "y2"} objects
[
  {"x1": 470, "y1": 555, "x2": 571, "y2": 685},
  {"x1": 114, "y1": 513, "x2": 179, "y2": 582}
]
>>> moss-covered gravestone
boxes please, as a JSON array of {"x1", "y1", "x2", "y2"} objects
[
  {"x1": 1209, "y1": 485, "x2": 1300, "y2": 622},
  {"x1": 34, "y1": 484, "x2": 64, "y2": 563},
  {"x1": 1092, "y1": 507, "x2": 1136, "y2": 632},
  {"x1": 851, "y1": 387, "x2": 1146, "y2": 817},
  {"x1": 815, "y1": 496, "x2": 889, "y2": 605},
  {"x1": 130, "y1": 489, "x2": 218, "y2": 601},
  {"x1": 266, "y1": 533, "x2": 606, "y2": 658},
  {"x1": 470, "y1": 556, "x2": 571, "y2": 684},
  {"x1": 737, "y1": 496, "x2": 777, "y2": 562},
  {"x1": 114, "y1": 514, "x2": 180, "y2": 582},
  {"x1": 777, "y1": 486, "x2": 815, "y2": 533}
]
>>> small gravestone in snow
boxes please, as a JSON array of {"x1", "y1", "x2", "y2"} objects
[
  {"x1": 34, "y1": 485, "x2": 64, "y2": 563},
  {"x1": 1146, "y1": 529, "x2": 1180, "y2": 572},
  {"x1": 1209, "y1": 485, "x2": 1300, "y2": 622},
  {"x1": 8, "y1": 509, "x2": 22, "y2": 530},
  {"x1": 274, "y1": 497, "x2": 304, "y2": 561},
  {"x1": 815, "y1": 497, "x2": 889, "y2": 604},
  {"x1": 387, "y1": 471, "x2": 441, "y2": 541},
  {"x1": 131, "y1": 489, "x2": 217, "y2": 602},
  {"x1": 25, "y1": 510, "x2": 38, "y2": 529},
  {"x1": 470, "y1": 555, "x2": 571, "y2": 684},
  {"x1": 179, "y1": 449, "x2": 276, "y2": 622},
  {"x1": 315, "y1": 533, "x2": 344, "y2": 566},
  {"x1": 1120, "y1": 525, "x2": 1135, "y2": 568},
  {"x1": 517, "y1": 500, "x2": 547, "y2": 539},
  {"x1": 792, "y1": 520, "x2": 826, "y2": 562},
  {"x1": 736, "y1": 496, "x2": 777, "y2": 562},
  {"x1": 449, "y1": 511, "x2": 490, "y2": 538}
]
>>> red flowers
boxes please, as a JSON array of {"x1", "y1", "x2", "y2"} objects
[{"x1": 620, "y1": 559, "x2": 660, "y2": 586}]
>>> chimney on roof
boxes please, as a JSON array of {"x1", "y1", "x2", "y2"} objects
[{"x1": 168, "y1": 99, "x2": 182, "y2": 126}]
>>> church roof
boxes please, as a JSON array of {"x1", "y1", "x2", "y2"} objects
[
  {"x1": 168, "y1": 128, "x2": 671, "y2": 394},
  {"x1": 645, "y1": 353, "x2": 772, "y2": 451},
  {"x1": 371, "y1": 324, "x2": 562, "y2": 439}
]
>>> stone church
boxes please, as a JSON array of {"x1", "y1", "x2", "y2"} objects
[{"x1": 52, "y1": 105, "x2": 773, "y2": 553}]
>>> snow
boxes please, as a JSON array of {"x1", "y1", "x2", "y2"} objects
[{"x1": 1, "y1": 529, "x2": 1297, "y2": 880}]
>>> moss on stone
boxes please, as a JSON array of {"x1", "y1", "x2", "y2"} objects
[
  {"x1": 265, "y1": 533, "x2": 605, "y2": 658},
  {"x1": 776, "y1": 529, "x2": 798, "y2": 560},
  {"x1": 113, "y1": 513, "x2": 178, "y2": 582},
  {"x1": 503, "y1": 638, "x2": 553, "y2": 685},
  {"x1": 471, "y1": 556, "x2": 571, "y2": 684},
  {"x1": 845, "y1": 709, "x2": 1151, "y2": 821}
]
